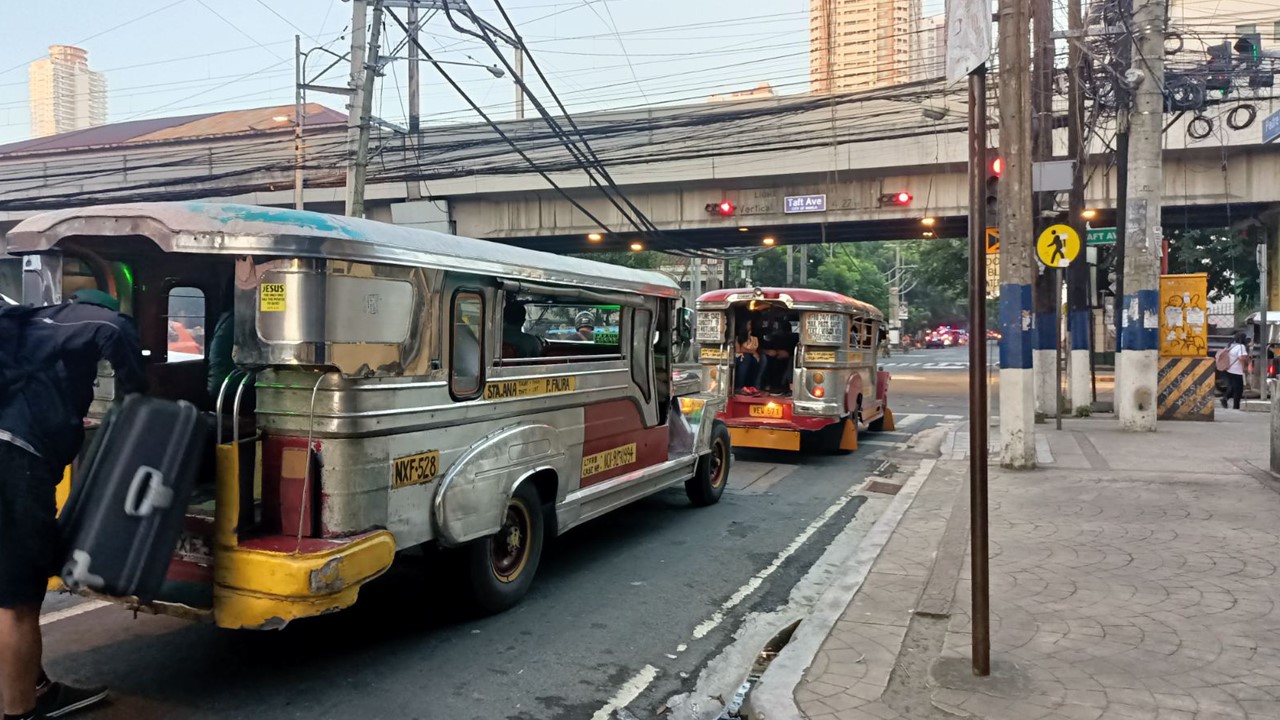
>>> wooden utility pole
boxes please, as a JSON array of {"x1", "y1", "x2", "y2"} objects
[
  {"x1": 1117, "y1": 0, "x2": 1165, "y2": 431},
  {"x1": 998, "y1": 0, "x2": 1037, "y2": 467}
]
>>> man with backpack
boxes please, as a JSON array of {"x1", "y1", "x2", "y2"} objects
[
  {"x1": 1216, "y1": 331, "x2": 1252, "y2": 410},
  {"x1": 0, "y1": 289, "x2": 146, "y2": 720}
]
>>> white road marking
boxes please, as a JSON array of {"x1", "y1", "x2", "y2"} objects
[
  {"x1": 591, "y1": 664, "x2": 659, "y2": 720},
  {"x1": 40, "y1": 600, "x2": 110, "y2": 626}
]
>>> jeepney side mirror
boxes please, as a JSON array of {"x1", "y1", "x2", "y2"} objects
[{"x1": 675, "y1": 307, "x2": 695, "y2": 344}]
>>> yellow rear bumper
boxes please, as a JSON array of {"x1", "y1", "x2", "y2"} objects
[{"x1": 212, "y1": 530, "x2": 397, "y2": 630}]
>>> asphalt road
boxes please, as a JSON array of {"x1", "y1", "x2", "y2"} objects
[{"x1": 38, "y1": 356, "x2": 970, "y2": 720}]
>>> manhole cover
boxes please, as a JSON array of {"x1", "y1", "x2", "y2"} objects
[{"x1": 864, "y1": 480, "x2": 902, "y2": 495}]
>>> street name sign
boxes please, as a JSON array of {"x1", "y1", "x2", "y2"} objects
[
  {"x1": 1265, "y1": 108, "x2": 1280, "y2": 144},
  {"x1": 784, "y1": 195, "x2": 827, "y2": 214},
  {"x1": 1087, "y1": 227, "x2": 1117, "y2": 245},
  {"x1": 1037, "y1": 224, "x2": 1081, "y2": 268}
]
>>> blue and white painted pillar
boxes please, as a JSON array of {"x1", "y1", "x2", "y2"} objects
[
  {"x1": 999, "y1": 282, "x2": 1038, "y2": 467},
  {"x1": 1033, "y1": 302, "x2": 1057, "y2": 418},
  {"x1": 1068, "y1": 307, "x2": 1092, "y2": 413},
  {"x1": 1117, "y1": 288, "x2": 1160, "y2": 429}
]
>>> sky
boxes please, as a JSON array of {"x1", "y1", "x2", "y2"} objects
[{"x1": 0, "y1": 0, "x2": 950, "y2": 144}]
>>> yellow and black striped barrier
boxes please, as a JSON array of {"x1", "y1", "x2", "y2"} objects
[{"x1": 1157, "y1": 356, "x2": 1216, "y2": 421}]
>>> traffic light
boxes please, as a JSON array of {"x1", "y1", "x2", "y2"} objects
[
  {"x1": 1236, "y1": 33, "x2": 1262, "y2": 65},
  {"x1": 705, "y1": 200, "x2": 735, "y2": 217},
  {"x1": 1206, "y1": 42, "x2": 1233, "y2": 91},
  {"x1": 879, "y1": 191, "x2": 913, "y2": 206},
  {"x1": 986, "y1": 152, "x2": 1001, "y2": 223}
]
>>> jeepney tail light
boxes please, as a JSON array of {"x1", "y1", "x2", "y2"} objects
[
  {"x1": 261, "y1": 435, "x2": 321, "y2": 538},
  {"x1": 813, "y1": 386, "x2": 825, "y2": 398}
]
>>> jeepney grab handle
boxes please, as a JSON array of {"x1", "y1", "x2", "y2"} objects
[{"x1": 294, "y1": 371, "x2": 331, "y2": 553}]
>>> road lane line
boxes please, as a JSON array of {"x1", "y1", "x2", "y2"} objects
[
  {"x1": 40, "y1": 600, "x2": 110, "y2": 626},
  {"x1": 591, "y1": 664, "x2": 659, "y2": 720}
]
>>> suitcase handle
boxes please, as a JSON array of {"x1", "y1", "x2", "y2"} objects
[{"x1": 124, "y1": 465, "x2": 173, "y2": 517}]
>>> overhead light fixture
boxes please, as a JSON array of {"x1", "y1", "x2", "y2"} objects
[
  {"x1": 1082, "y1": 209, "x2": 1098, "y2": 220},
  {"x1": 762, "y1": 237, "x2": 776, "y2": 246},
  {"x1": 922, "y1": 231, "x2": 936, "y2": 238},
  {"x1": 921, "y1": 217, "x2": 937, "y2": 227},
  {"x1": 738, "y1": 227, "x2": 750, "y2": 232},
  {"x1": 587, "y1": 232, "x2": 603, "y2": 242},
  {"x1": 629, "y1": 241, "x2": 644, "y2": 252}
]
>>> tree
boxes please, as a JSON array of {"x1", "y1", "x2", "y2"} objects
[
  {"x1": 811, "y1": 251, "x2": 889, "y2": 312},
  {"x1": 1166, "y1": 228, "x2": 1261, "y2": 320}
]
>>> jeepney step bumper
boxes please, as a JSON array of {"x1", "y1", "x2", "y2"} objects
[{"x1": 212, "y1": 530, "x2": 396, "y2": 630}]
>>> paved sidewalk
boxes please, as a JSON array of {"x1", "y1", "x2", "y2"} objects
[{"x1": 752, "y1": 411, "x2": 1280, "y2": 720}]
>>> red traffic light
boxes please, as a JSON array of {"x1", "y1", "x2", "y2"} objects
[
  {"x1": 990, "y1": 157, "x2": 1003, "y2": 177},
  {"x1": 893, "y1": 191, "x2": 912, "y2": 205},
  {"x1": 706, "y1": 200, "x2": 736, "y2": 217}
]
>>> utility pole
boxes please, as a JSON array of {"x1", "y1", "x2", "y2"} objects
[
  {"x1": 786, "y1": 245, "x2": 795, "y2": 285},
  {"x1": 1117, "y1": 0, "x2": 1165, "y2": 431},
  {"x1": 1031, "y1": 0, "x2": 1057, "y2": 419},
  {"x1": 799, "y1": 245, "x2": 809, "y2": 285},
  {"x1": 345, "y1": 0, "x2": 384, "y2": 218},
  {"x1": 998, "y1": 0, "x2": 1038, "y2": 467},
  {"x1": 1112, "y1": 0, "x2": 1134, "y2": 398},
  {"x1": 514, "y1": 47, "x2": 526, "y2": 120},
  {"x1": 690, "y1": 256, "x2": 702, "y2": 309},
  {"x1": 294, "y1": 34, "x2": 305, "y2": 211},
  {"x1": 407, "y1": 2, "x2": 420, "y2": 133},
  {"x1": 1067, "y1": 0, "x2": 1091, "y2": 413}
]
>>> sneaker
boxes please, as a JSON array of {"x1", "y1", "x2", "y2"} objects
[
  {"x1": 36, "y1": 682, "x2": 108, "y2": 718},
  {"x1": 743, "y1": 386, "x2": 761, "y2": 396}
]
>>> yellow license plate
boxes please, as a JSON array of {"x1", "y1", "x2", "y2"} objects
[
  {"x1": 392, "y1": 450, "x2": 440, "y2": 489},
  {"x1": 749, "y1": 404, "x2": 784, "y2": 418}
]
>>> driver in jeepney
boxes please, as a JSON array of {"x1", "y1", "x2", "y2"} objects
[
  {"x1": 503, "y1": 301, "x2": 543, "y2": 358},
  {"x1": 574, "y1": 312, "x2": 596, "y2": 342}
]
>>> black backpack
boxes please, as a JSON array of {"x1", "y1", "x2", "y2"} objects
[{"x1": 0, "y1": 303, "x2": 40, "y2": 401}]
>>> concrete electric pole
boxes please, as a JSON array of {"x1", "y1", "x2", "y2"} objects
[
  {"x1": 1116, "y1": 0, "x2": 1166, "y2": 431},
  {"x1": 1031, "y1": 0, "x2": 1057, "y2": 419},
  {"x1": 1066, "y1": 0, "x2": 1092, "y2": 412},
  {"x1": 997, "y1": 0, "x2": 1037, "y2": 467},
  {"x1": 345, "y1": 0, "x2": 384, "y2": 218}
]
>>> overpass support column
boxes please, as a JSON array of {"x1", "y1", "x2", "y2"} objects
[{"x1": 997, "y1": 0, "x2": 1038, "y2": 468}]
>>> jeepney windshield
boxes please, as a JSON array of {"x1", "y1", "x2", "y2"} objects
[{"x1": 523, "y1": 301, "x2": 623, "y2": 346}]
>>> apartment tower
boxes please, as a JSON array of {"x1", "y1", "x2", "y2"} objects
[{"x1": 29, "y1": 45, "x2": 107, "y2": 138}]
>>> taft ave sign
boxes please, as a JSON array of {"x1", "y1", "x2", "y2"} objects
[
  {"x1": 784, "y1": 195, "x2": 827, "y2": 214},
  {"x1": 1087, "y1": 227, "x2": 1117, "y2": 245}
]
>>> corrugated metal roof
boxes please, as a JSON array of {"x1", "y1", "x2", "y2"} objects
[
  {"x1": 0, "y1": 113, "x2": 218, "y2": 155},
  {"x1": 0, "y1": 104, "x2": 346, "y2": 158}
]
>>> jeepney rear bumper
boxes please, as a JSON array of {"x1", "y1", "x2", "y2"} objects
[{"x1": 212, "y1": 530, "x2": 396, "y2": 630}]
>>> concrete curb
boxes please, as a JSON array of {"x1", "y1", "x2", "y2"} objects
[{"x1": 742, "y1": 430, "x2": 950, "y2": 720}]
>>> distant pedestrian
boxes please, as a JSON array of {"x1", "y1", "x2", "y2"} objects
[{"x1": 1217, "y1": 332, "x2": 1251, "y2": 410}]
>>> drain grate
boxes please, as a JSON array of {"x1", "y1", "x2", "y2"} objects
[{"x1": 864, "y1": 480, "x2": 903, "y2": 495}]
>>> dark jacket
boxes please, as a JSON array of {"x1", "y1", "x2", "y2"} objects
[
  {"x1": 0, "y1": 302, "x2": 147, "y2": 466},
  {"x1": 206, "y1": 310, "x2": 235, "y2": 399}
]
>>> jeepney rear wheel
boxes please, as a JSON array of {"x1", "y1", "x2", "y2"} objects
[
  {"x1": 687, "y1": 421, "x2": 731, "y2": 507},
  {"x1": 462, "y1": 482, "x2": 545, "y2": 614}
]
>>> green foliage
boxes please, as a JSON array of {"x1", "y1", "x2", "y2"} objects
[
  {"x1": 1166, "y1": 228, "x2": 1260, "y2": 316},
  {"x1": 577, "y1": 250, "x2": 665, "y2": 270},
  {"x1": 812, "y1": 250, "x2": 889, "y2": 311}
]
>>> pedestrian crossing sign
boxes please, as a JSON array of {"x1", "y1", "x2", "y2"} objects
[{"x1": 1036, "y1": 224, "x2": 1081, "y2": 268}]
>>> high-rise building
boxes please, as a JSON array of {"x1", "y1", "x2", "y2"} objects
[
  {"x1": 810, "y1": 0, "x2": 919, "y2": 94},
  {"x1": 912, "y1": 14, "x2": 947, "y2": 83},
  {"x1": 29, "y1": 45, "x2": 107, "y2": 138}
]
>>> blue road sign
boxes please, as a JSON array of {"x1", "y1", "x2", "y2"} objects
[
  {"x1": 784, "y1": 194, "x2": 827, "y2": 214},
  {"x1": 1264, "y1": 109, "x2": 1280, "y2": 144}
]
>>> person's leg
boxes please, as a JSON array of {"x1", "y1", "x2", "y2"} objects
[
  {"x1": 0, "y1": 605, "x2": 42, "y2": 716},
  {"x1": 1232, "y1": 373, "x2": 1245, "y2": 409}
]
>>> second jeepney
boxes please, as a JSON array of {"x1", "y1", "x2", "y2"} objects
[{"x1": 696, "y1": 287, "x2": 891, "y2": 453}]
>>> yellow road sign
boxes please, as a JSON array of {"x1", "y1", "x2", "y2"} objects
[
  {"x1": 985, "y1": 226, "x2": 999, "y2": 254},
  {"x1": 1037, "y1": 224, "x2": 1081, "y2": 268}
]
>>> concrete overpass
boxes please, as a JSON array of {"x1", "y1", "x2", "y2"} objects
[{"x1": 1, "y1": 83, "x2": 1278, "y2": 253}]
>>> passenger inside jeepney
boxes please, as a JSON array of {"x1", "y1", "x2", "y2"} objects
[
  {"x1": 502, "y1": 301, "x2": 544, "y2": 358},
  {"x1": 760, "y1": 317, "x2": 799, "y2": 396}
]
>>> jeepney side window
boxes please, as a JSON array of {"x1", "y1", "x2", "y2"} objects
[
  {"x1": 632, "y1": 308, "x2": 653, "y2": 403},
  {"x1": 450, "y1": 290, "x2": 485, "y2": 399},
  {"x1": 167, "y1": 287, "x2": 207, "y2": 360}
]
